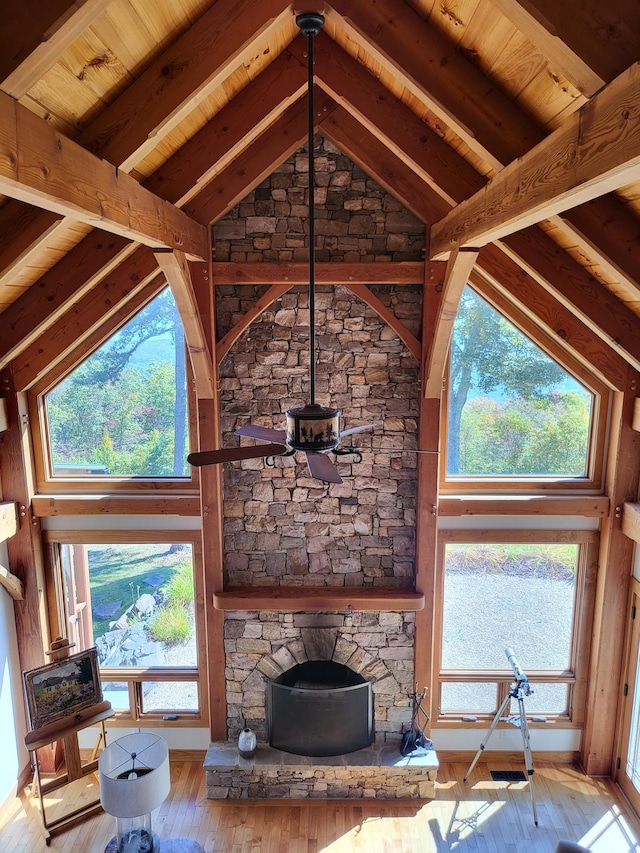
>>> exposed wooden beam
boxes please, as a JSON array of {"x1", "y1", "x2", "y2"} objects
[
  {"x1": 28, "y1": 279, "x2": 166, "y2": 396},
  {"x1": 553, "y1": 198, "x2": 640, "y2": 299},
  {"x1": 0, "y1": 91, "x2": 208, "y2": 259},
  {"x1": 0, "y1": 0, "x2": 112, "y2": 98},
  {"x1": 327, "y1": 0, "x2": 542, "y2": 171},
  {"x1": 290, "y1": 32, "x2": 485, "y2": 207},
  {"x1": 430, "y1": 63, "x2": 640, "y2": 257},
  {"x1": 0, "y1": 564, "x2": 24, "y2": 602},
  {"x1": 440, "y1": 495, "x2": 610, "y2": 517},
  {"x1": 186, "y1": 92, "x2": 335, "y2": 224},
  {"x1": 582, "y1": 373, "x2": 640, "y2": 774},
  {"x1": 476, "y1": 245, "x2": 630, "y2": 392},
  {"x1": 144, "y1": 50, "x2": 307, "y2": 208},
  {"x1": 0, "y1": 369, "x2": 48, "y2": 673},
  {"x1": 79, "y1": 0, "x2": 291, "y2": 172},
  {"x1": 0, "y1": 234, "x2": 138, "y2": 372},
  {"x1": 0, "y1": 3, "x2": 298, "y2": 288},
  {"x1": 501, "y1": 228, "x2": 640, "y2": 373},
  {"x1": 31, "y1": 494, "x2": 200, "y2": 516},
  {"x1": 12, "y1": 250, "x2": 161, "y2": 392},
  {"x1": 0, "y1": 502, "x2": 18, "y2": 543},
  {"x1": 343, "y1": 284, "x2": 421, "y2": 360},
  {"x1": 424, "y1": 249, "x2": 478, "y2": 398},
  {"x1": 623, "y1": 501, "x2": 640, "y2": 542},
  {"x1": 213, "y1": 586, "x2": 425, "y2": 612},
  {"x1": 0, "y1": 77, "x2": 314, "y2": 371},
  {"x1": 320, "y1": 104, "x2": 449, "y2": 223},
  {"x1": 0, "y1": 205, "x2": 66, "y2": 290},
  {"x1": 327, "y1": 0, "x2": 640, "y2": 295},
  {"x1": 154, "y1": 250, "x2": 215, "y2": 399},
  {"x1": 216, "y1": 283, "x2": 294, "y2": 364},
  {"x1": 488, "y1": 0, "x2": 640, "y2": 97},
  {"x1": 414, "y1": 259, "x2": 444, "y2": 729},
  {"x1": 211, "y1": 262, "x2": 425, "y2": 286}
]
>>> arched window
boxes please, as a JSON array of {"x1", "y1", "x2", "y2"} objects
[
  {"x1": 444, "y1": 286, "x2": 606, "y2": 490},
  {"x1": 40, "y1": 288, "x2": 190, "y2": 480}
]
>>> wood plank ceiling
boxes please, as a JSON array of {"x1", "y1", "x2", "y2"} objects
[{"x1": 1, "y1": 0, "x2": 639, "y2": 383}]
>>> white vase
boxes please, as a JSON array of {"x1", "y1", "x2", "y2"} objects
[{"x1": 238, "y1": 727, "x2": 257, "y2": 758}]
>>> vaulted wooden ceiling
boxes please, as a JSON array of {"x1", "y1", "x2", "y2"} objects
[{"x1": 1, "y1": 0, "x2": 639, "y2": 388}]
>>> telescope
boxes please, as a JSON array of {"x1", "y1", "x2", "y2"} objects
[
  {"x1": 504, "y1": 646, "x2": 532, "y2": 684},
  {"x1": 465, "y1": 647, "x2": 538, "y2": 826}
]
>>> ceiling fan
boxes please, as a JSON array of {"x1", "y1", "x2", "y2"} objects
[
  {"x1": 188, "y1": 13, "x2": 375, "y2": 485},
  {"x1": 187, "y1": 14, "x2": 442, "y2": 483}
]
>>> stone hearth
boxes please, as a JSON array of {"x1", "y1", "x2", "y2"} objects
[{"x1": 204, "y1": 742, "x2": 438, "y2": 800}]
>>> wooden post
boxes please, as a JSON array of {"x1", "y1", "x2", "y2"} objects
[
  {"x1": 414, "y1": 257, "x2": 447, "y2": 726},
  {"x1": 581, "y1": 369, "x2": 640, "y2": 775}
]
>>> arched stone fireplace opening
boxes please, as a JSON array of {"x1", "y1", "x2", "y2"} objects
[{"x1": 268, "y1": 659, "x2": 372, "y2": 756}]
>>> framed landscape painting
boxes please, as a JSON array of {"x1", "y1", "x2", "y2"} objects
[{"x1": 23, "y1": 647, "x2": 102, "y2": 730}]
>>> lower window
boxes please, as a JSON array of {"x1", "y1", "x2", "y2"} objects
[
  {"x1": 45, "y1": 533, "x2": 205, "y2": 723},
  {"x1": 436, "y1": 532, "x2": 597, "y2": 725}
]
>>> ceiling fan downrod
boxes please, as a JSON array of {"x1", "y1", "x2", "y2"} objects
[{"x1": 285, "y1": 13, "x2": 342, "y2": 455}]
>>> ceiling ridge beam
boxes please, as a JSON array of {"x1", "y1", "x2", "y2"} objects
[
  {"x1": 289, "y1": 31, "x2": 485, "y2": 207},
  {"x1": 430, "y1": 62, "x2": 640, "y2": 257}
]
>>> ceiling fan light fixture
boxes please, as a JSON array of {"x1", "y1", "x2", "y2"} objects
[{"x1": 286, "y1": 403, "x2": 340, "y2": 452}]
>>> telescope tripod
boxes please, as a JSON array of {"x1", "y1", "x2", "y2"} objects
[{"x1": 464, "y1": 675, "x2": 538, "y2": 826}]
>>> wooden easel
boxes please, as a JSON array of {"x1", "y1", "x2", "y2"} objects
[{"x1": 24, "y1": 639, "x2": 114, "y2": 845}]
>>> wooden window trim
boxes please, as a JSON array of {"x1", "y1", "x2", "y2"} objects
[
  {"x1": 28, "y1": 328, "x2": 200, "y2": 495},
  {"x1": 440, "y1": 280, "x2": 610, "y2": 495},
  {"x1": 433, "y1": 530, "x2": 598, "y2": 727},
  {"x1": 42, "y1": 530, "x2": 209, "y2": 727}
]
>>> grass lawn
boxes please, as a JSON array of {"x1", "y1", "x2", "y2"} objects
[{"x1": 85, "y1": 543, "x2": 192, "y2": 638}]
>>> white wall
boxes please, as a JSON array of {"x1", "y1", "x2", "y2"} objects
[{"x1": 0, "y1": 539, "x2": 29, "y2": 806}]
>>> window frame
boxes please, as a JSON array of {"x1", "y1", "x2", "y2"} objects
[
  {"x1": 43, "y1": 529, "x2": 208, "y2": 728},
  {"x1": 440, "y1": 278, "x2": 611, "y2": 494},
  {"x1": 28, "y1": 286, "x2": 199, "y2": 494},
  {"x1": 432, "y1": 528, "x2": 598, "y2": 729}
]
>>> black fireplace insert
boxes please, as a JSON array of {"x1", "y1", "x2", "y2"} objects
[{"x1": 268, "y1": 660, "x2": 372, "y2": 757}]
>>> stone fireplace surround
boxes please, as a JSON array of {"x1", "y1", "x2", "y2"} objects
[
  {"x1": 204, "y1": 610, "x2": 438, "y2": 799},
  {"x1": 205, "y1": 137, "x2": 437, "y2": 798}
]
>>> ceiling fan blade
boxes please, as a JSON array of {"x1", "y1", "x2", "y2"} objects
[
  {"x1": 236, "y1": 424, "x2": 287, "y2": 442},
  {"x1": 305, "y1": 451, "x2": 343, "y2": 484},
  {"x1": 187, "y1": 443, "x2": 287, "y2": 467},
  {"x1": 341, "y1": 423, "x2": 377, "y2": 437}
]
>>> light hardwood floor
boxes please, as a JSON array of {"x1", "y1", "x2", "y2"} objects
[{"x1": 1, "y1": 759, "x2": 639, "y2": 852}]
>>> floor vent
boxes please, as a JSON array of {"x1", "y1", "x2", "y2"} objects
[{"x1": 490, "y1": 770, "x2": 527, "y2": 782}]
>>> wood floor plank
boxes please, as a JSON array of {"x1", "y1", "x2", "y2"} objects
[{"x1": 2, "y1": 759, "x2": 640, "y2": 851}]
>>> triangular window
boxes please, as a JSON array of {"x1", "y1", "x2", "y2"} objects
[
  {"x1": 44, "y1": 288, "x2": 189, "y2": 478},
  {"x1": 447, "y1": 287, "x2": 593, "y2": 479}
]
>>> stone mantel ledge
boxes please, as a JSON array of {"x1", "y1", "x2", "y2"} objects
[{"x1": 204, "y1": 742, "x2": 438, "y2": 800}]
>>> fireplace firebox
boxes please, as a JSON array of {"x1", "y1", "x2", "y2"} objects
[{"x1": 267, "y1": 661, "x2": 372, "y2": 757}]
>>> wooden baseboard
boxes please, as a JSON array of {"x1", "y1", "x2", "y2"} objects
[
  {"x1": 80, "y1": 747, "x2": 207, "y2": 763},
  {"x1": 436, "y1": 750, "x2": 580, "y2": 765}
]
